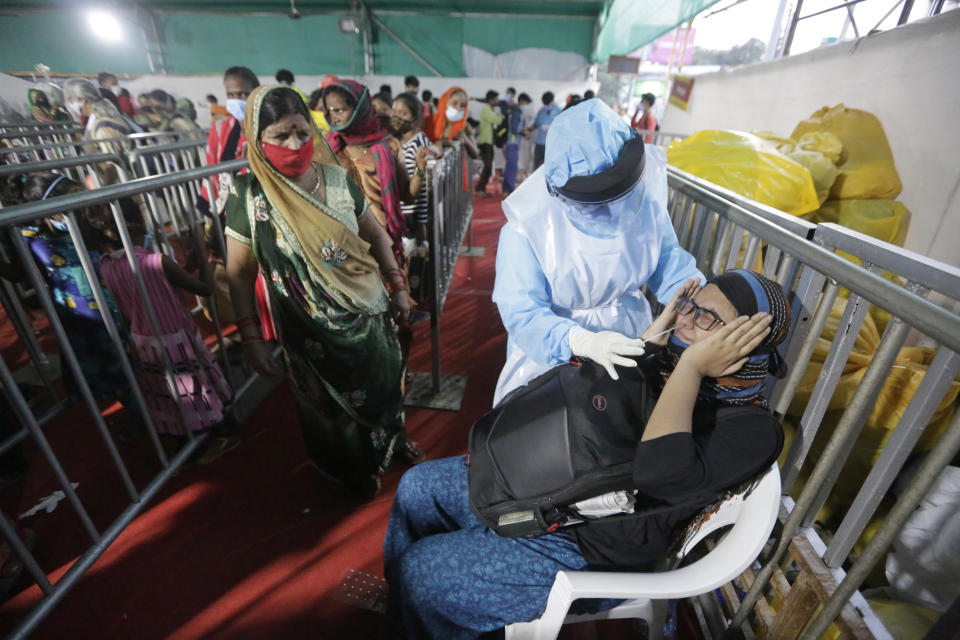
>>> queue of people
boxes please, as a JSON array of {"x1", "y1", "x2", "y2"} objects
[{"x1": 0, "y1": 69, "x2": 793, "y2": 640}]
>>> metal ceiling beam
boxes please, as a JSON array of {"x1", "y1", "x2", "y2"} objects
[{"x1": 367, "y1": 10, "x2": 443, "y2": 76}]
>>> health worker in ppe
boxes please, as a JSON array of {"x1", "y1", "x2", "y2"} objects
[{"x1": 491, "y1": 99, "x2": 703, "y2": 405}]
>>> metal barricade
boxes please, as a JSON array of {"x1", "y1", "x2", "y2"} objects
[
  {"x1": 664, "y1": 167, "x2": 960, "y2": 638},
  {"x1": 403, "y1": 144, "x2": 474, "y2": 410},
  {"x1": 127, "y1": 139, "x2": 210, "y2": 250},
  {"x1": 0, "y1": 159, "x2": 282, "y2": 639},
  {"x1": 635, "y1": 128, "x2": 687, "y2": 147},
  {"x1": 0, "y1": 125, "x2": 84, "y2": 149},
  {"x1": 0, "y1": 129, "x2": 208, "y2": 166}
]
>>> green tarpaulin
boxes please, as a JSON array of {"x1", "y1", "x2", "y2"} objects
[
  {"x1": 0, "y1": 0, "x2": 718, "y2": 75},
  {"x1": 593, "y1": 0, "x2": 723, "y2": 62}
]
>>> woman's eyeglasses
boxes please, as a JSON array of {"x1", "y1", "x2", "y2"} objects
[{"x1": 675, "y1": 297, "x2": 725, "y2": 331}]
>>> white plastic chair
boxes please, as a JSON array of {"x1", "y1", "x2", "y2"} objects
[{"x1": 504, "y1": 464, "x2": 782, "y2": 640}]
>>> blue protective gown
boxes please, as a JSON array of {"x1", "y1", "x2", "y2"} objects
[{"x1": 492, "y1": 143, "x2": 703, "y2": 405}]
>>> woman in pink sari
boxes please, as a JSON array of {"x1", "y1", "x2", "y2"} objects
[{"x1": 322, "y1": 79, "x2": 423, "y2": 267}]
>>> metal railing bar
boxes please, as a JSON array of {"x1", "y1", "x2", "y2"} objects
[
  {"x1": 5, "y1": 428, "x2": 209, "y2": 640},
  {"x1": 0, "y1": 120, "x2": 78, "y2": 130},
  {"x1": 707, "y1": 216, "x2": 733, "y2": 278},
  {"x1": 798, "y1": 408, "x2": 960, "y2": 640},
  {"x1": 0, "y1": 508, "x2": 53, "y2": 595},
  {"x1": 64, "y1": 211, "x2": 169, "y2": 469},
  {"x1": 0, "y1": 153, "x2": 124, "y2": 178},
  {"x1": 0, "y1": 333, "x2": 100, "y2": 542},
  {"x1": 781, "y1": 284, "x2": 875, "y2": 491},
  {"x1": 0, "y1": 127, "x2": 84, "y2": 141},
  {"x1": 127, "y1": 138, "x2": 206, "y2": 161},
  {"x1": 801, "y1": 314, "x2": 914, "y2": 528},
  {"x1": 0, "y1": 403, "x2": 64, "y2": 455},
  {"x1": 0, "y1": 280, "x2": 59, "y2": 401},
  {"x1": 690, "y1": 207, "x2": 713, "y2": 270},
  {"x1": 741, "y1": 234, "x2": 761, "y2": 271},
  {"x1": 661, "y1": 172, "x2": 960, "y2": 353},
  {"x1": 724, "y1": 227, "x2": 744, "y2": 272},
  {"x1": 0, "y1": 159, "x2": 248, "y2": 227},
  {"x1": 677, "y1": 197, "x2": 695, "y2": 248},
  {"x1": 668, "y1": 167, "x2": 817, "y2": 239},
  {"x1": 0, "y1": 140, "x2": 84, "y2": 157},
  {"x1": 817, "y1": 222, "x2": 960, "y2": 300},
  {"x1": 762, "y1": 245, "x2": 781, "y2": 281},
  {"x1": 824, "y1": 347, "x2": 960, "y2": 566},
  {"x1": 771, "y1": 277, "x2": 838, "y2": 417},
  {"x1": 11, "y1": 218, "x2": 144, "y2": 500}
]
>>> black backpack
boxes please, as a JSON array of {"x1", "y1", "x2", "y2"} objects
[
  {"x1": 493, "y1": 102, "x2": 513, "y2": 148},
  {"x1": 468, "y1": 355, "x2": 659, "y2": 537},
  {"x1": 467, "y1": 353, "x2": 779, "y2": 538}
]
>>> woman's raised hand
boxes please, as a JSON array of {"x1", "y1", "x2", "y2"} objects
[
  {"x1": 415, "y1": 145, "x2": 430, "y2": 172},
  {"x1": 682, "y1": 313, "x2": 772, "y2": 378},
  {"x1": 643, "y1": 277, "x2": 701, "y2": 345}
]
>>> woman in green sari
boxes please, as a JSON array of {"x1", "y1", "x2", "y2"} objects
[{"x1": 225, "y1": 86, "x2": 420, "y2": 497}]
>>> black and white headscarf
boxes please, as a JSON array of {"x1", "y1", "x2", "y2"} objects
[{"x1": 659, "y1": 269, "x2": 791, "y2": 408}]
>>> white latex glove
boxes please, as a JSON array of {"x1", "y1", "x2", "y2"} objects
[{"x1": 568, "y1": 326, "x2": 646, "y2": 380}]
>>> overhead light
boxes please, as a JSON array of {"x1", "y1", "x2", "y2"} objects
[
  {"x1": 338, "y1": 17, "x2": 360, "y2": 34},
  {"x1": 86, "y1": 9, "x2": 125, "y2": 43}
]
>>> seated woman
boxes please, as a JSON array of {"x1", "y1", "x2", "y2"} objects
[{"x1": 382, "y1": 269, "x2": 790, "y2": 639}]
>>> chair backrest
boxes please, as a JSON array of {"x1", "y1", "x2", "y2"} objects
[
  {"x1": 669, "y1": 464, "x2": 782, "y2": 594},
  {"x1": 674, "y1": 464, "x2": 780, "y2": 561}
]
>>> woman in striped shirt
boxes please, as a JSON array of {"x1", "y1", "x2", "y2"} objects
[{"x1": 391, "y1": 92, "x2": 433, "y2": 246}]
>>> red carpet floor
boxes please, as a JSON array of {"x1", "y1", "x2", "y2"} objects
[{"x1": 0, "y1": 192, "x2": 700, "y2": 639}]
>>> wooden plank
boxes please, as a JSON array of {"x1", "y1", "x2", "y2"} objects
[
  {"x1": 787, "y1": 536, "x2": 875, "y2": 639},
  {"x1": 737, "y1": 567, "x2": 776, "y2": 638},
  {"x1": 767, "y1": 572, "x2": 821, "y2": 640}
]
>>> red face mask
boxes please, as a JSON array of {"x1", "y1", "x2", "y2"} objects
[{"x1": 260, "y1": 139, "x2": 314, "y2": 177}]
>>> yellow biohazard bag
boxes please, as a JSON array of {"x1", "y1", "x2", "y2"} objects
[
  {"x1": 787, "y1": 149, "x2": 838, "y2": 206},
  {"x1": 794, "y1": 131, "x2": 843, "y2": 164},
  {"x1": 667, "y1": 130, "x2": 820, "y2": 216},
  {"x1": 812, "y1": 199, "x2": 911, "y2": 248},
  {"x1": 791, "y1": 104, "x2": 902, "y2": 200}
]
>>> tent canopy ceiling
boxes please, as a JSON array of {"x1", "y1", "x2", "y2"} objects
[
  {"x1": 0, "y1": 0, "x2": 721, "y2": 75},
  {"x1": 0, "y1": 1, "x2": 605, "y2": 17}
]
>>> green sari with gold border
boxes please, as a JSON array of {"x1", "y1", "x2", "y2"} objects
[{"x1": 225, "y1": 166, "x2": 404, "y2": 490}]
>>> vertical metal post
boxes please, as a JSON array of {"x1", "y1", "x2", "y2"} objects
[
  {"x1": 782, "y1": 0, "x2": 805, "y2": 56},
  {"x1": 428, "y1": 153, "x2": 443, "y2": 393},
  {"x1": 63, "y1": 213, "x2": 169, "y2": 469},
  {"x1": 0, "y1": 324, "x2": 100, "y2": 542},
  {"x1": 824, "y1": 347, "x2": 960, "y2": 566},
  {"x1": 107, "y1": 200, "x2": 197, "y2": 443},
  {"x1": 765, "y1": 0, "x2": 792, "y2": 60},
  {"x1": 897, "y1": 0, "x2": 915, "y2": 24},
  {"x1": 799, "y1": 409, "x2": 960, "y2": 640},
  {"x1": 0, "y1": 279, "x2": 58, "y2": 400},
  {"x1": 802, "y1": 314, "x2": 912, "y2": 528},
  {"x1": 0, "y1": 508, "x2": 52, "y2": 594}
]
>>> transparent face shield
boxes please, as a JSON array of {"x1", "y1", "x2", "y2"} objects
[{"x1": 546, "y1": 137, "x2": 647, "y2": 235}]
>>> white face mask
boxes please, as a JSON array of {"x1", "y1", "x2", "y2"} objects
[
  {"x1": 445, "y1": 105, "x2": 465, "y2": 122},
  {"x1": 66, "y1": 99, "x2": 83, "y2": 117},
  {"x1": 226, "y1": 98, "x2": 246, "y2": 123}
]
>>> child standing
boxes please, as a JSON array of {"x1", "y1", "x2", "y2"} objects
[{"x1": 88, "y1": 206, "x2": 235, "y2": 456}]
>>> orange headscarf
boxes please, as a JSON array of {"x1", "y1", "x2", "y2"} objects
[{"x1": 423, "y1": 86, "x2": 469, "y2": 143}]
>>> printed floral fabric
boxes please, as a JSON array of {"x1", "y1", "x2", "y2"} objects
[
  {"x1": 225, "y1": 172, "x2": 405, "y2": 489},
  {"x1": 383, "y1": 457, "x2": 609, "y2": 639}
]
